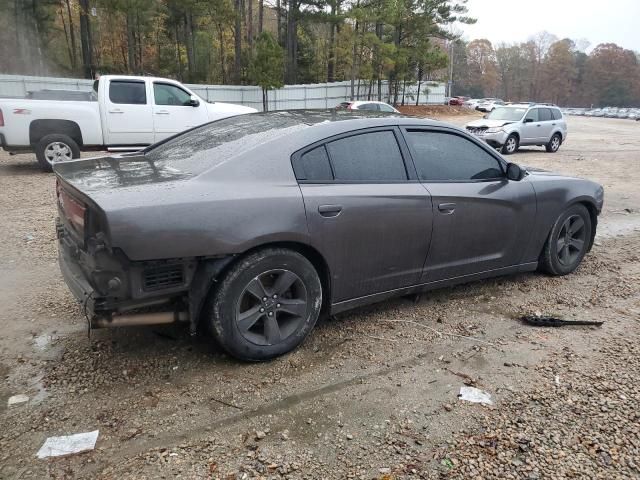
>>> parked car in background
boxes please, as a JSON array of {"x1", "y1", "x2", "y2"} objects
[
  {"x1": 476, "y1": 99, "x2": 505, "y2": 112},
  {"x1": 55, "y1": 110, "x2": 603, "y2": 361},
  {"x1": 463, "y1": 98, "x2": 483, "y2": 109},
  {"x1": 465, "y1": 103, "x2": 567, "y2": 154},
  {"x1": 449, "y1": 96, "x2": 470, "y2": 106},
  {"x1": 0, "y1": 75, "x2": 256, "y2": 171},
  {"x1": 336, "y1": 100, "x2": 399, "y2": 113}
]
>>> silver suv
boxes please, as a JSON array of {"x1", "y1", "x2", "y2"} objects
[{"x1": 465, "y1": 104, "x2": 567, "y2": 154}]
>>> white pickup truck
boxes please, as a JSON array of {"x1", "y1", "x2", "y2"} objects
[{"x1": 0, "y1": 75, "x2": 256, "y2": 171}]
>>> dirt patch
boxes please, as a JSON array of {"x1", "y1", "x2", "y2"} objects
[{"x1": 397, "y1": 105, "x2": 480, "y2": 118}]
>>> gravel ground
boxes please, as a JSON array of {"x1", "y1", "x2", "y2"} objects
[{"x1": 0, "y1": 114, "x2": 639, "y2": 479}]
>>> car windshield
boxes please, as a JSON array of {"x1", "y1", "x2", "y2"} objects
[{"x1": 487, "y1": 107, "x2": 527, "y2": 121}]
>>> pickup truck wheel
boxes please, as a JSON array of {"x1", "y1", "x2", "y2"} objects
[
  {"x1": 35, "y1": 134, "x2": 80, "y2": 172},
  {"x1": 501, "y1": 134, "x2": 519, "y2": 155},
  {"x1": 208, "y1": 248, "x2": 322, "y2": 361},
  {"x1": 539, "y1": 204, "x2": 591, "y2": 276},
  {"x1": 545, "y1": 133, "x2": 562, "y2": 153}
]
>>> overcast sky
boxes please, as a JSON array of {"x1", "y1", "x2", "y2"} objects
[{"x1": 459, "y1": 0, "x2": 640, "y2": 52}]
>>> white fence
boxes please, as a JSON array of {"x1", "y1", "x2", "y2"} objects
[{"x1": 0, "y1": 74, "x2": 446, "y2": 110}]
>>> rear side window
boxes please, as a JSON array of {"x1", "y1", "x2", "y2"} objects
[
  {"x1": 405, "y1": 130, "x2": 503, "y2": 182},
  {"x1": 109, "y1": 81, "x2": 147, "y2": 105},
  {"x1": 326, "y1": 130, "x2": 407, "y2": 182},
  {"x1": 551, "y1": 109, "x2": 562, "y2": 120},
  {"x1": 293, "y1": 146, "x2": 333, "y2": 182},
  {"x1": 539, "y1": 108, "x2": 552, "y2": 121},
  {"x1": 358, "y1": 103, "x2": 379, "y2": 111},
  {"x1": 379, "y1": 103, "x2": 395, "y2": 113}
]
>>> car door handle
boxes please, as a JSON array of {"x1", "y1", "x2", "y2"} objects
[
  {"x1": 109, "y1": 109, "x2": 124, "y2": 114},
  {"x1": 155, "y1": 110, "x2": 170, "y2": 115},
  {"x1": 318, "y1": 204, "x2": 343, "y2": 217},
  {"x1": 438, "y1": 203, "x2": 456, "y2": 214}
]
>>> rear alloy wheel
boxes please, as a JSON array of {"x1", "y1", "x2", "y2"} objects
[
  {"x1": 208, "y1": 248, "x2": 322, "y2": 361},
  {"x1": 35, "y1": 134, "x2": 80, "y2": 172},
  {"x1": 540, "y1": 204, "x2": 592, "y2": 275},
  {"x1": 501, "y1": 134, "x2": 519, "y2": 155},
  {"x1": 546, "y1": 133, "x2": 562, "y2": 153}
]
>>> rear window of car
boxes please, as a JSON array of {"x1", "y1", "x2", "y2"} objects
[
  {"x1": 326, "y1": 130, "x2": 407, "y2": 182},
  {"x1": 405, "y1": 130, "x2": 503, "y2": 182},
  {"x1": 109, "y1": 81, "x2": 147, "y2": 105}
]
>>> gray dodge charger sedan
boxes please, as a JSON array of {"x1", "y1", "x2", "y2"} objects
[{"x1": 55, "y1": 110, "x2": 604, "y2": 360}]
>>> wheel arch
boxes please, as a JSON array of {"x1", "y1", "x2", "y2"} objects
[{"x1": 29, "y1": 119, "x2": 83, "y2": 146}]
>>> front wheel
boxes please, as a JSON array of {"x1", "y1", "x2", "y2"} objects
[
  {"x1": 546, "y1": 133, "x2": 562, "y2": 153},
  {"x1": 501, "y1": 134, "x2": 519, "y2": 155},
  {"x1": 208, "y1": 248, "x2": 322, "y2": 361},
  {"x1": 539, "y1": 204, "x2": 592, "y2": 276},
  {"x1": 35, "y1": 134, "x2": 80, "y2": 172}
]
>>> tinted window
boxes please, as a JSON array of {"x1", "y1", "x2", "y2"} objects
[
  {"x1": 326, "y1": 131, "x2": 407, "y2": 182},
  {"x1": 525, "y1": 109, "x2": 539, "y2": 122},
  {"x1": 551, "y1": 108, "x2": 562, "y2": 120},
  {"x1": 154, "y1": 83, "x2": 192, "y2": 106},
  {"x1": 358, "y1": 103, "x2": 379, "y2": 111},
  {"x1": 294, "y1": 146, "x2": 333, "y2": 182},
  {"x1": 539, "y1": 108, "x2": 552, "y2": 121},
  {"x1": 379, "y1": 103, "x2": 395, "y2": 112},
  {"x1": 405, "y1": 131, "x2": 503, "y2": 181},
  {"x1": 109, "y1": 81, "x2": 147, "y2": 104}
]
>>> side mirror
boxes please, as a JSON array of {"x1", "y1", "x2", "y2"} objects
[
  {"x1": 189, "y1": 95, "x2": 200, "y2": 107},
  {"x1": 506, "y1": 162, "x2": 525, "y2": 181},
  {"x1": 524, "y1": 118, "x2": 534, "y2": 123}
]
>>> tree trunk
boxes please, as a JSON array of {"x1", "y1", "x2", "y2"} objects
[
  {"x1": 78, "y1": 0, "x2": 94, "y2": 78},
  {"x1": 126, "y1": 11, "x2": 136, "y2": 73},
  {"x1": 262, "y1": 87, "x2": 268, "y2": 111},
  {"x1": 276, "y1": 0, "x2": 282, "y2": 45},
  {"x1": 59, "y1": 7, "x2": 74, "y2": 69},
  {"x1": 217, "y1": 24, "x2": 227, "y2": 84},
  {"x1": 285, "y1": 0, "x2": 298, "y2": 83},
  {"x1": 233, "y1": 0, "x2": 242, "y2": 83},
  {"x1": 247, "y1": 0, "x2": 253, "y2": 50},
  {"x1": 185, "y1": 13, "x2": 196, "y2": 81},
  {"x1": 258, "y1": 0, "x2": 263, "y2": 35},
  {"x1": 64, "y1": 0, "x2": 77, "y2": 69}
]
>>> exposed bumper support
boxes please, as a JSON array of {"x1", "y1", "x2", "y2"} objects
[{"x1": 93, "y1": 310, "x2": 188, "y2": 328}]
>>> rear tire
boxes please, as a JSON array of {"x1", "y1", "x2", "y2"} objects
[
  {"x1": 539, "y1": 204, "x2": 592, "y2": 276},
  {"x1": 207, "y1": 248, "x2": 322, "y2": 361},
  {"x1": 501, "y1": 134, "x2": 519, "y2": 155},
  {"x1": 545, "y1": 133, "x2": 562, "y2": 153},
  {"x1": 35, "y1": 134, "x2": 80, "y2": 172}
]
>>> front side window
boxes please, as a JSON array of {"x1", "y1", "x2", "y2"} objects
[
  {"x1": 154, "y1": 83, "x2": 192, "y2": 106},
  {"x1": 326, "y1": 130, "x2": 407, "y2": 182},
  {"x1": 109, "y1": 81, "x2": 147, "y2": 105},
  {"x1": 525, "y1": 108, "x2": 540, "y2": 122},
  {"x1": 405, "y1": 130, "x2": 503, "y2": 182}
]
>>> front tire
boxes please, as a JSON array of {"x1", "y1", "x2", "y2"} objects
[
  {"x1": 208, "y1": 248, "x2": 322, "y2": 361},
  {"x1": 546, "y1": 133, "x2": 562, "y2": 153},
  {"x1": 539, "y1": 204, "x2": 592, "y2": 276},
  {"x1": 35, "y1": 134, "x2": 80, "y2": 172},
  {"x1": 501, "y1": 134, "x2": 519, "y2": 155}
]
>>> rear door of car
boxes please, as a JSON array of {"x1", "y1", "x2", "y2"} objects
[
  {"x1": 401, "y1": 127, "x2": 536, "y2": 283},
  {"x1": 537, "y1": 108, "x2": 555, "y2": 141},
  {"x1": 293, "y1": 127, "x2": 433, "y2": 302},
  {"x1": 103, "y1": 79, "x2": 154, "y2": 145}
]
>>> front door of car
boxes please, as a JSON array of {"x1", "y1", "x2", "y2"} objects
[
  {"x1": 520, "y1": 108, "x2": 543, "y2": 144},
  {"x1": 152, "y1": 82, "x2": 209, "y2": 142},
  {"x1": 401, "y1": 128, "x2": 536, "y2": 283},
  {"x1": 293, "y1": 128, "x2": 433, "y2": 302}
]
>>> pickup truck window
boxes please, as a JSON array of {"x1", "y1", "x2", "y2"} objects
[
  {"x1": 154, "y1": 83, "x2": 191, "y2": 106},
  {"x1": 109, "y1": 81, "x2": 147, "y2": 105}
]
